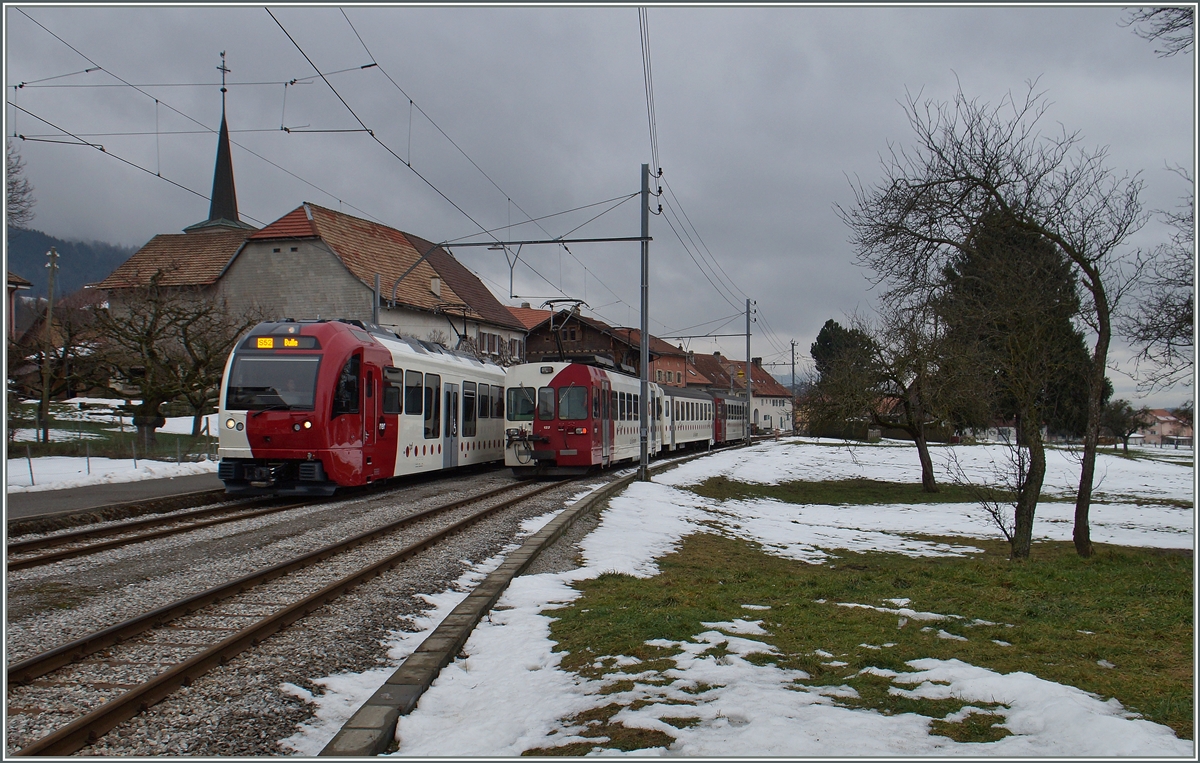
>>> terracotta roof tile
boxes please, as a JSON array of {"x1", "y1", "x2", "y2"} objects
[
  {"x1": 611, "y1": 328, "x2": 685, "y2": 357},
  {"x1": 507, "y1": 305, "x2": 553, "y2": 330},
  {"x1": 248, "y1": 206, "x2": 318, "y2": 240},
  {"x1": 407, "y1": 232, "x2": 524, "y2": 330},
  {"x1": 96, "y1": 227, "x2": 253, "y2": 289}
]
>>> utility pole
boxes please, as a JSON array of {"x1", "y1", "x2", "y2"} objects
[
  {"x1": 39, "y1": 247, "x2": 59, "y2": 444},
  {"x1": 791, "y1": 339, "x2": 796, "y2": 434},
  {"x1": 744, "y1": 298, "x2": 754, "y2": 444},
  {"x1": 639, "y1": 163, "x2": 650, "y2": 481}
]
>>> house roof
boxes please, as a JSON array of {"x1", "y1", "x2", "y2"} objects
[
  {"x1": 8, "y1": 270, "x2": 32, "y2": 288},
  {"x1": 507, "y1": 305, "x2": 553, "y2": 330},
  {"x1": 690, "y1": 352, "x2": 792, "y2": 397},
  {"x1": 96, "y1": 226, "x2": 256, "y2": 289},
  {"x1": 610, "y1": 328, "x2": 687, "y2": 358},
  {"x1": 247, "y1": 203, "x2": 523, "y2": 330}
]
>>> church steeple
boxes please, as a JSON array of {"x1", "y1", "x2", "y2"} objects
[{"x1": 186, "y1": 51, "x2": 254, "y2": 232}]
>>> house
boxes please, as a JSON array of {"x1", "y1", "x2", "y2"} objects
[
  {"x1": 522, "y1": 309, "x2": 665, "y2": 374},
  {"x1": 97, "y1": 99, "x2": 526, "y2": 362},
  {"x1": 7, "y1": 270, "x2": 32, "y2": 340},
  {"x1": 1136, "y1": 409, "x2": 1193, "y2": 448},
  {"x1": 690, "y1": 352, "x2": 794, "y2": 434},
  {"x1": 221, "y1": 203, "x2": 527, "y2": 360},
  {"x1": 96, "y1": 101, "x2": 258, "y2": 304}
]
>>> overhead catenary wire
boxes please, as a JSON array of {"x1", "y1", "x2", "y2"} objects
[
  {"x1": 13, "y1": 7, "x2": 388, "y2": 226},
  {"x1": 7, "y1": 101, "x2": 267, "y2": 226},
  {"x1": 338, "y1": 8, "x2": 643, "y2": 323},
  {"x1": 271, "y1": 9, "x2": 645, "y2": 331}
]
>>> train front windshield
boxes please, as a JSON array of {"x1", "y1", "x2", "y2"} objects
[
  {"x1": 226, "y1": 355, "x2": 321, "y2": 410},
  {"x1": 506, "y1": 387, "x2": 536, "y2": 421}
]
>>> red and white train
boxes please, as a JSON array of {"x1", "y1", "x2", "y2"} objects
[
  {"x1": 502, "y1": 360, "x2": 747, "y2": 477},
  {"x1": 218, "y1": 319, "x2": 507, "y2": 495},
  {"x1": 217, "y1": 320, "x2": 751, "y2": 493}
]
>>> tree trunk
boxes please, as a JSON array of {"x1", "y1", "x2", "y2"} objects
[
  {"x1": 1074, "y1": 284, "x2": 1110, "y2": 558},
  {"x1": 132, "y1": 401, "x2": 166, "y2": 450},
  {"x1": 1011, "y1": 416, "x2": 1047, "y2": 560},
  {"x1": 914, "y1": 428, "x2": 938, "y2": 493},
  {"x1": 191, "y1": 411, "x2": 204, "y2": 438}
]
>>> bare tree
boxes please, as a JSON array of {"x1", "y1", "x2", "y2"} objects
[
  {"x1": 1121, "y1": 6, "x2": 1195, "y2": 57},
  {"x1": 838, "y1": 82, "x2": 1146, "y2": 557},
  {"x1": 175, "y1": 298, "x2": 262, "y2": 436},
  {"x1": 94, "y1": 271, "x2": 260, "y2": 446},
  {"x1": 1124, "y1": 168, "x2": 1193, "y2": 391},
  {"x1": 6, "y1": 140, "x2": 36, "y2": 229},
  {"x1": 7, "y1": 296, "x2": 103, "y2": 441}
]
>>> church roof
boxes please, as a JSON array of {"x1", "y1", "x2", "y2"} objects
[{"x1": 97, "y1": 227, "x2": 254, "y2": 289}]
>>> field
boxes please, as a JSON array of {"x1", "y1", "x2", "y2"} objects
[{"x1": 280, "y1": 438, "x2": 1193, "y2": 757}]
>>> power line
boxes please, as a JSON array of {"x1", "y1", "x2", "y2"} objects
[
  {"x1": 13, "y1": 7, "x2": 389, "y2": 226},
  {"x1": 8, "y1": 101, "x2": 268, "y2": 226},
  {"x1": 638, "y1": 7, "x2": 661, "y2": 175},
  {"x1": 338, "y1": 8, "x2": 643, "y2": 321}
]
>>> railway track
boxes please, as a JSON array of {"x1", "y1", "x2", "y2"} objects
[
  {"x1": 6, "y1": 498, "x2": 308, "y2": 572},
  {"x1": 7, "y1": 477, "x2": 570, "y2": 757}
]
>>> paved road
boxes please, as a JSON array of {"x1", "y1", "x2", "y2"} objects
[{"x1": 6, "y1": 473, "x2": 225, "y2": 522}]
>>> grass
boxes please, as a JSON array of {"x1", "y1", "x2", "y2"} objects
[
  {"x1": 691, "y1": 475, "x2": 1190, "y2": 509},
  {"x1": 534, "y1": 530, "x2": 1192, "y2": 755},
  {"x1": 690, "y1": 475, "x2": 1017, "y2": 505}
]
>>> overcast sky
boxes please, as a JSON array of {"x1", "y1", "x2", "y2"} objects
[{"x1": 4, "y1": 4, "x2": 1195, "y2": 406}]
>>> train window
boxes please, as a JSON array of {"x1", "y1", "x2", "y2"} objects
[
  {"x1": 618, "y1": 392, "x2": 626, "y2": 421},
  {"x1": 463, "y1": 382, "x2": 477, "y2": 437},
  {"x1": 559, "y1": 386, "x2": 587, "y2": 420},
  {"x1": 331, "y1": 355, "x2": 360, "y2": 417},
  {"x1": 633, "y1": 394, "x2": 639, "y2": 420},
  {"x1": 478, "y1": 384, "x2": 491, "y2": 420},
  {"x1": 405, "y1": 371, "x2": 423, "y2": 415},
  {"x1": 593, "y1": 389, "x2": 601, "y2": 418},
  {"x1": 492, "y1": 385, "x2": 504, "y2": 418},
  {"x1": 537, "y1": 387, "x2": 556, "y2": 420},
  {"x1": 424, "y1": 374, "x2": 441, "y2": 438},
  {"x1": 383, "y1": 383, "x2": 401, "y2": 415},
  {"x1": 507, "y1": 387, "x2": 535, "y2": 421},
  {"x1": 610, "y1": 390, "x2": 617, "y2": 420}
]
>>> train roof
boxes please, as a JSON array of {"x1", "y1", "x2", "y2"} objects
[{"x1": 248, "y1": 318, "x2": 504, "y2": 372}]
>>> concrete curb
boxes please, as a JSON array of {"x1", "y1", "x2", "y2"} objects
[{"x1": 319, "y1": 470, "x2": 640, "y2": 756}]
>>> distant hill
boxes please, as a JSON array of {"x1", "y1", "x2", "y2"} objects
[{"x1": 6, "y1": 227, "x2": 139, "y2": 299}]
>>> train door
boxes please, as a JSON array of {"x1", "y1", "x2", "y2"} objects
[
  {"x1": 363, "y1": 368, "x2": 376, "y2": 448},
  {"x1": 600, "y1": 379, "x2": 611, "y2": 466},
  {"x1": 443, "y1": 382, "x2": 459, "y2": 468},
  {"x1": 331, "y1": 352, "x2": 363, "y2": 448}
]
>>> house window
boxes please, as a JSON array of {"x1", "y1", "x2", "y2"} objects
[
  {"x1": 656, "y1": 370, "x2": 663, "y2": 382},
  {"x1": 675, "y1": 372, "x2": 682, "y2": 383}
]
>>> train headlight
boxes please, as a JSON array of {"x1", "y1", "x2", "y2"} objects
[
  {"x1": 293, "y1": 423, "x2": 301, "y2": 431},
  {"x1": 303, "y1": 420, "x2": 312, "y2": 429},
  {"x1": 225, "y1": 418, "x2": 236, "y2": 429},
  {"x1": 235, "y1": 422, "x2": 244, "y2": 431}
]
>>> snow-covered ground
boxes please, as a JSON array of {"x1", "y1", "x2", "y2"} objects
[
  {"x1": 277, "y1": 438, "x2": 1194, "y2": 757},
  {"x1": 7, "y1": 398, "x2": 218, "y2": 493}
]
